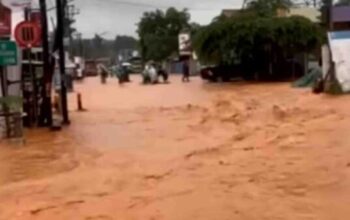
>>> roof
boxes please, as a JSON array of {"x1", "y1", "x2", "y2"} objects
[
  {"x1": 221, "y1": 9, "x2": 241, "y2": 18},
  {"x1": 332, "y1": 6, "x2": 350, "y2": 23},
  {"x1": 287, "y1": 7, "x2": 321, "y2": 22}
]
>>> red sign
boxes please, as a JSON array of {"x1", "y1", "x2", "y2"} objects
[
  {"x1": 0, "y1": 3, "x2": 12, "y2": 37},
  {"x1": 14, "y1": 21, "x2": 41, "y2": 48}
]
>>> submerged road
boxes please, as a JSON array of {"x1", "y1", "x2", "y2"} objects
[{"x1": 1, "y1": 75, "x2": 350, "y2": 220}]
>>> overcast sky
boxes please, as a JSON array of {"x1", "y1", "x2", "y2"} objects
[
  {"x1": 66, "y1": 0, "x2": 244, "y2": 39},
  {"x1": 10, "y1": 0, "x2": 243, "y2": 39}
]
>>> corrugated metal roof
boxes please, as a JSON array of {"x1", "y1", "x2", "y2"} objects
[{"x1": 332, "y1": 6, "x2": 350, "y2": 22}]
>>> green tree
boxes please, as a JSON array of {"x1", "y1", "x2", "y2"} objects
[
  {"x1": 137, "y1": 8, "x2": 190, "y2": 62},
  {"x1": 114, "y1": 35, "x2": 137, "y2": 51},
  {"x1": 64, "y1": 17, "x2": 76, "y2": 38},
  {"x1": 93, "y1": 34, "x2": 104, "y2": 49},
  {"x1": 193, "y1": 15, "x2": 324, "y2": 80},
  {"x1": 246, "y1": 0, "x2": 293, "y2": 16},
  {"x1": 189, "y1": 22, "x2": 201, "y2": 36}
]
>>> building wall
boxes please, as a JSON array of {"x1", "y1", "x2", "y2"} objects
[
  {"x1": 288, "y1": 8, "x2": 321, "y2": 22},
  {"x1": 334, "y1": 22, "x2": 350, "y2": 31},
  {"x1": 278, "y1": 7, "x2": 321, "y2": 22},
  {"x1": 332, "y1": 6, "x2": 350, "y2": 23}
]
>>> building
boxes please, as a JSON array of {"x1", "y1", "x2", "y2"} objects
[
  {"x1": 0, "y1": 3, "x2": 11, "y2": 37},
  {"x1": 221, "y1": 9, "x2": 241, "y2": 18},
  {"x1": 221, "y1": 7, "x2": 320, "y2": 22},
  {"x1": 332, "y1": 6, "x2": 350, "y2": 30}
]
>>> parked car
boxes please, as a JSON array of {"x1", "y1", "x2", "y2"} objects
[
  {"x1": 85, "y1": 60, "x2": 98, "y2": 77},
  {"x1": 200, "y1": 65, "x2": 242, "y2": 82}
]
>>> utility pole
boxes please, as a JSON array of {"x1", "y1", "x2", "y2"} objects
[
  {"x1": 323, "y1": 0, "x2": 341, "y2": 94},
  {"x1": 38, "y1": 0, "x2": 53, "y2": 126},
  {"x1": 328, "y1": 0, "x2": 334, "y2": 31},
  {"x1": 65, "y1": 4, "x2": 80, "y2": 56},
  {"x1": 56, "y1": 0, "x2": 70, "y2": 124}
]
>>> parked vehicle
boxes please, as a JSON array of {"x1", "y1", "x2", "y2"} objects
[
  {"x1": 128, "y1": 57, "x2": 143, "y2": 73},
  {"x1": 200, "y1": 65, "x2": 242, "y2": 82},
  {"x1": 200, "y1": 59, "x2": 304, "y2": 82},
  {"x1": 85, "y1": 60, "x2": 98, "y2": 77}
]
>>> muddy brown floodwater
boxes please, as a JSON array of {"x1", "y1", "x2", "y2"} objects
[{"x1": 1, "y1": 75, "x2": 350, "y2": 220}]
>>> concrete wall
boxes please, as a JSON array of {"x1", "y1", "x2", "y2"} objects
[{"x1": 167, "y1": 60, "x2": 199, "y2": 75}]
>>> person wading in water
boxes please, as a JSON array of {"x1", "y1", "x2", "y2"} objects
[
  {"x1": 182, "y1": 60, "x2": 190, "y2": 82},
  {"x1": 98, "y1": 64, "x2": 108, "y2": 84}
]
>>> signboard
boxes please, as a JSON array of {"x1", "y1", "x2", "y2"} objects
[
  {"x1": 0, "y1": 41, "x2": 18, "y2": 66},
  {"x1": 328, "y1": 31, "x2": 350, "y2": 92},
  {"x1": 14, "y1": 21, "x2": 41, "y2": 48},
  {"x1": 0, "y1": 3, "x2": 11, "y2": 37},
  {"x1": 179, "y1": 32, "x2": 192, "y2": 56}
]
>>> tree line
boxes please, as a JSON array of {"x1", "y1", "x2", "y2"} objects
[{"x1": 70, "y1": 34, "x2": 138, "y2": 61}]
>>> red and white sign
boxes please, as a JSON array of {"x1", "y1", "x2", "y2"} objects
[
  {"x1": 14, "y1": 21, "x2": 41, "y2": 48},
  {"x1": 0, "y1": 3, "x2": 12, "y2": 37}
]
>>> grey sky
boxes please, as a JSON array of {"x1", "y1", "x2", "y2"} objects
[
  {"x1": 12, "y1": 0, "x2": 243, "y2": 39},
  {"x1": 70, "y1": 0, "x2": 244, "y2": 39}
]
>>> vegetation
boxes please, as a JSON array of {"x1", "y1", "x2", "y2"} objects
[
  {"x1": 137, "y1": 8, "x2": 191, "y2": 62},
  {"x1": 64, "y1": 17, "x2": 77, "y2": 39},
  {"x1": 193, "y1": 0, "x2": 325, "y2": 80},
  {"x1": 114, "y1": 35, "x2": 137, "y2": 52},
  {"x1": 70, "y1": 34, "x2": 137, "y2": 60},
  {"x1": 245, "y1": 0, "x2": 293, "y2": 16}
]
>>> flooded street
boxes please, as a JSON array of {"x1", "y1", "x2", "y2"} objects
[{"x1": 1, "y1": 75, "x2": 350, "y2": 220}]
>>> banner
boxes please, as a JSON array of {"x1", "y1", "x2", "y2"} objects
[
  {"x1": 0, "y1": 2, "x2": 11, "y2": 37},
  {"x1": 328, "y1": 31, "x2": 350, "y2": 92},
  {"x1": 179, "y1": 33, "x2": 192, "y2": 56}
]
